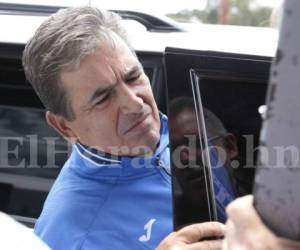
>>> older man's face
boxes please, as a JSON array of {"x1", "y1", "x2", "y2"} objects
[{"x1": 59, "y1": 33, "x2": 160, "y2": 156}]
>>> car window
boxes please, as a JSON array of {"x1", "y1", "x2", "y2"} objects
[
  {"x1": 0, "y1": 105, "x2": 70, "y2": 179},
  {"x1": 165, "y1": 48, "x2": 271, "y2": 228}
]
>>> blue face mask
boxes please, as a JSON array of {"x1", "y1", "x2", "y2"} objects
[{"x1": 209, "y1": 145, "x2": 236, "y2": 223}]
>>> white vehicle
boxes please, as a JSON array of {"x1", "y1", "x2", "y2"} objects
[{"x1": 0, "y1": 1, "x2": 278, "y2": 228}]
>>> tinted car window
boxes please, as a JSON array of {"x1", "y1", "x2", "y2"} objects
[
  {"x1": 165, "y1": 48, "x2": 271, "y2": 228},
  {"x1": 0, "y1": 105, "x2": 70, "y2": 178},
  {"x1": 0, "y1": 105, "x2": 71, "y2": 218}
]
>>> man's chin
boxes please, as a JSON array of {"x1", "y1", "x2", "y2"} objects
[{"x1": 128, "y1": 133, "x2": 160, "y2": 156}]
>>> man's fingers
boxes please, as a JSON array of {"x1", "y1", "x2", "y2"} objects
[
  {"x1": 176, "y1": 222, "x2": 225, "y2": 243},
  {"x1": 226, "y1": 195, "x2": 254, "y2": 221},
  {"x1": 278, "y1": 237, "x2": 300, "y2": 249},
  {"x1": 186, "y1": 239, "x2": 223, "y2": 250},
  {"x1": 226, "y1": 195, "x2": 264, "y2": 230},
  {"x1": 157, "y1": 223, "x2": 224, "y2": 250}
]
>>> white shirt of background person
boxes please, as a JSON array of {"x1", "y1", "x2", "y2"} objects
[{"x1": 0, "y1": 212, "x2": 50, "y2": 250}]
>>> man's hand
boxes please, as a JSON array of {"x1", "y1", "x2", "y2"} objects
[
  {"x1": 223, "y1": 195, "x2": 300, "y2": 250},
  {"x1": 156, "y1": 222, "x2": 225, "y2": 250}
]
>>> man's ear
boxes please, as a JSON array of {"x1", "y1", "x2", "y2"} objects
[
  {"x1": 222, "y1": 133, "x2": 239, "y2": 160},
  {"x1": 46, "y1": 111, "x2": 77, "y2": 144}
]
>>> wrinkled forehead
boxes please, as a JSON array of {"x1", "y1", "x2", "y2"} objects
[
  {"x1": 96, "y1": 29, "x2": 135, "y2": 59},
  {"x1": 58, "y1": 32, "x2": 140, "y2": 113},
  {"x1": 60, "y1": 29, "x2": 137, "y2": 78}
]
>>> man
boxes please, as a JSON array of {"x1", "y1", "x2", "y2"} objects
[{"x1": 22, "y1": 6, "x2": 224, "y2": 250}]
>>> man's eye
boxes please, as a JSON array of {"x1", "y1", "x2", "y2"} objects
[
  {"x1": 95, "y1": 94, "x2": 110, "y2": 105},
  {"x1": 127, "y1": 74, "x2": 140, "y2": 83}
]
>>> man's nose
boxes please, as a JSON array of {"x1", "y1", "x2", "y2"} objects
[{"x1": 118, "y1": 83, "x2": 143, "y2": 114}]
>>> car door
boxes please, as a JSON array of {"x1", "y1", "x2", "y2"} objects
[{"x1": 164, "y1": 47, "x2": 272, "y2": 229}]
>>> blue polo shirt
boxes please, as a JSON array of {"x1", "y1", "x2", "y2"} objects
[{"x1": 35, "y1": 114, "x2": 173, "y2": 250}]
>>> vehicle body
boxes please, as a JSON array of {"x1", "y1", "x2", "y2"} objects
[{"x1": 0, "y1": 2, "x2": 278, "y2": 227}]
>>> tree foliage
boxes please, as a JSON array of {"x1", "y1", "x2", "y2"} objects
[{"x1": 167, "y1": 0, "x2": 273, "y2": 27}]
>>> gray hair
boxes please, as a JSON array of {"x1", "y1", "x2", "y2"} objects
[{"x1": 22, "y1": 6, "x2": 131, "y2": 120}]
